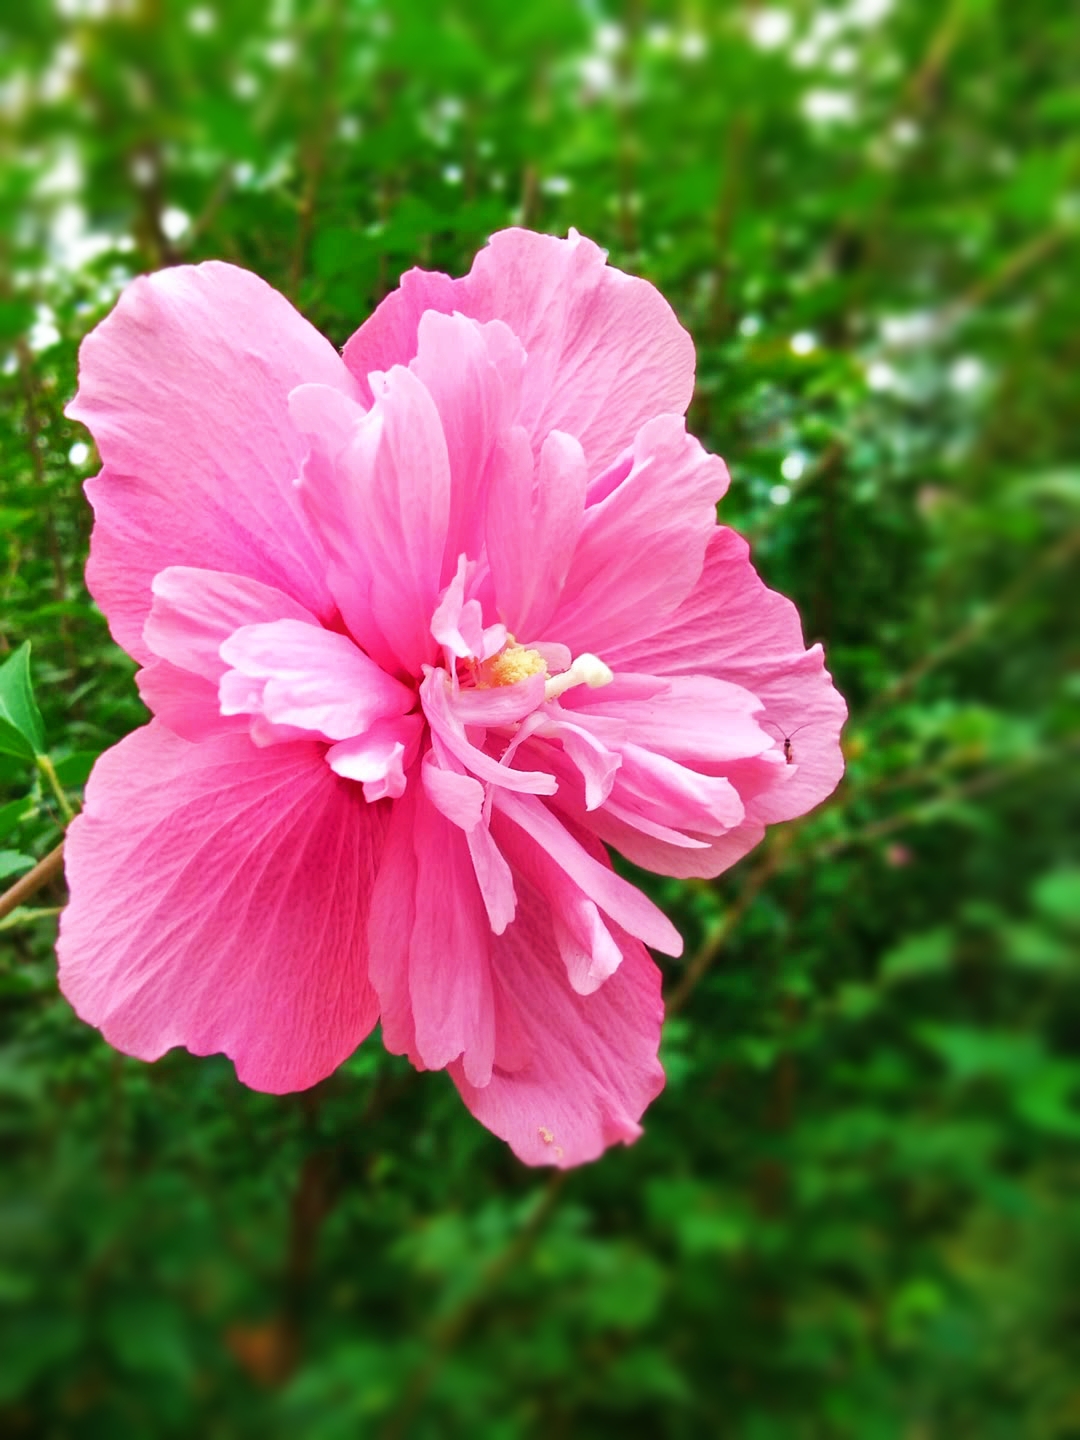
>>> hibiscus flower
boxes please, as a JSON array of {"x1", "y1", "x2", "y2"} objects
[{"x1": 58, "y1": 228, "x2": 846, "y2": 1167}]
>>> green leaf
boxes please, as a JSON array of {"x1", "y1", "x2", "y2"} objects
[
  {"x1": 918, "y1": 1027, "x2": 1045, "y2": 1083},
  {"x1": 51, "y1": 751, "x2": 100, "y2": 788},
  {"x1": 0, "y1": 850, "x2": 34, "y2": 881},
  {"x1": 1014, "y1": 1063, "x2": 1080, "y2": 1138},
  {"x1": 0, "y1": 644, "x2": 45, "y2": 761},
  {"x1": 1031, "y1": 868, "x2": 1080, "y2": 931},
  {"x1": 880, "y1": 927, "x2": 953, "y2": 983},
  {"x1": 0, "y1": 796, "x2": 34, "y2": 842}
]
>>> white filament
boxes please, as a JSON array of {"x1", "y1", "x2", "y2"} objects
[{"x1": 543, "y1": 652, "x2": 614, "y2": 702}]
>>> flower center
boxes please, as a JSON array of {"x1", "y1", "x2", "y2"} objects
[
  {"x1": 480, "y1": 638, "x2": 547, "y2": 687},
  {"x1": 475, "y1": 638, "x2": 615, "y2": 700}
]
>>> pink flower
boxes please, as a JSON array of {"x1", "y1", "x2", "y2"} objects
[{"x1": 58, "y1": 228, "x2": 846, "y2": 1167}]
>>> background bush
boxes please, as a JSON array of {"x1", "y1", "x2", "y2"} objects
[{"x1": 1, "y1": 1, "x2": 1078, "y2": 1436}]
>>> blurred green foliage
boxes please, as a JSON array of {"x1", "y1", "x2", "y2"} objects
[{"x1": 2, "y1": 0, "x2": 1079, "y2": 1436}]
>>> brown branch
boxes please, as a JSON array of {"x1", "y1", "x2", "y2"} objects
[
  {"x1": 807, "y1": 740, "x2": 1077, "y2": 862},
  {"x1": 666, "y1": 835, "x2": 790, "y2": 1017},
  {"x1": 903, "y1": 0, "x2": 968, "y2": 114},
  {"x1": 380, "y1": 1171, "x2": 569, "y2": 1440},
  {"x1": 708, "y1": 112, "x2": 748, "y2": 342},
  {"x1": 518, "y1": 162, "x2": 539, "y2": 229},
  {"x1": 952, "y1": 225, "x2": 1072, "y2": 319},
  {"x1": 189, "y1": 163, "x2": 235, "y2": 244},
  {"x1": 865, "y1": 526, "x2": 1080, "y2": 716},
  {"x1": 14, "y1": 337, "x2": 75, "y2": 667},
  {"x1": 288, "y1": 0, "x2": 345, "y2": 300},
  {"x1": 0, "y1": 841, "x2": 65, "y2": 923},
  {"x1": 613, "y1": 0, "x2": 642, "y2": 255}
]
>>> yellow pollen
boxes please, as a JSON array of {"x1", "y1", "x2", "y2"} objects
[{"x1": 483, "y1": 640, "x2": 547, "y2": 688}]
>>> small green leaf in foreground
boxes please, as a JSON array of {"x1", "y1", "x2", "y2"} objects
[{"x1": 0, "y1": 644, "x2": 46, "y2": 761}]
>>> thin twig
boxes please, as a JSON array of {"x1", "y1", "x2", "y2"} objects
[
  {"x1": 189, "y1": 164, "x2": 235, "y2": 244},
  {"x1": 807, "y1": 741, "x2": 1077, "y2": 862},
  {"x1": 14, "y1": 337, "x2": 75, "y2": 667},
  {"x1": 865, "y1": 527, "x2": 1080, "y2": 715},
  {"x1": 708, "y1": 111, "x2": 748, "y2": 343},
  {"x1": 947, "y1": 225, "x2": 1072, "y2": 325},
  {"x1": 0, "y1": 905, "x2": 61, "y2": 932},
  {"x1": 380, "y1": 1171, "x2": 569, "y2": 1440},
  {"x1": 666, "y1": 836, "x2": 789, "y2": 1017},
  {"x1": 36, "y1": 754, "x2": 76, "y2": 825},
  {"x1": 0, "y1": 841, "x2": 65, "y2": 923},
  {"x1": 877, "y1": 225, "x2": 1075, "y2": 357},
  {"x1": 288, "y1": 0, "x2": 345, "y2": 300},
  {"x1": 903, "y1": 0, "x2": 968, "y2": 113}
]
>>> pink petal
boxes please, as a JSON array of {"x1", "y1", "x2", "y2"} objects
[
  {"x1": 136, "y1": 660, "x2": 243, "y2": 743},
  {"x1": 607, "y1": 527, "x2": 848, "y2": 821},
  {"x1": 431, "y1": 554, "x2": 506, "y2": 661},
  {"x1": 144, "y1": 567, "x2": 317, "y2": 678},
  {"x1": 343, "y1": 266, "x2": 468, "y2": 408},
  {"x1": 421, "y1": 751, "x2": 517, "y2": 934},
  {"x1": 540, "y1": 715, "x2": 621, "y2": 811},
  {"x1": 422, "y1": 751, "x2": 486, "y2": 827},
  {"x1": 550, "y1": 415, "x2": 729, "y2": 657},
  {"x1": 449, "y1": 877, "x2": 665, "y2": 1168},
  {"x1": 57, "y1": 724, "x2": 386, "y2": 1092},
  {"x1": 468, "y1": 229, "x2": 696, "y2": 471},
  {"x1": 606, "y1": 743, "x2": 746, "y2": 837},
  {"x1": 464, "y1": 819, "x2": 518, "y2": 936},
  {"x1": 420, "y1": 668, "x2": 557, "y2": 796},
  {"x1": 326, "y1": 715, "x2": 423, "y2": 801},
  {"x1": 448, "y1": 672, "x2": 547, "y2": 727},
  {"x1": 365, "y1": 783, "x2": 421, "y2": 1065},
  {"x1": 68, "y1": 263, "x2": 354, "y2": 661},
  {"x1": 492, "y1": 790, "x2": 683, "y2": 957},
  {"x1": 368, "y1": 769, "x2": 506, "y2": 1084},
  {"x1": 495, "y1": 811, "x2": 625, "y2": 995},
  {"x1": 408, "y1": 311, "x2": 526, "y2": 572},
  {"x1": 486, "y1": 428, "x2": 588, "y2": 639},
  {"x1": 292, "y1": 369, "x2": 452, "y2": 676},
  {"x1": 288, "y1": 383, "x2": 396, "y2": 673},
  {"x1": 558, "y1": 672, "x2": 771, "y2": 766},
  {"x1": 345, "y1": 229, "x2": 696, "y2": 473},
  {"x1": 589, "y1": 807, "x2": 769, "y2": 881},
  {"x1": 408, "y1": 784, "x2": 497, "y2": 1086},
  {"x1": 552, "y1": 896, "x2": 625, "y2": 996},
  {"x1": 219, "y1": 619, "x2": 414, "y2": 741},
  {"x1": 600, "y1": 799, "x2": 713, "y2": 851}
]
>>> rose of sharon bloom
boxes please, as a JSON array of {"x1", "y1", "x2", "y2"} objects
[{"x1": 58, "y1": 228, "x2": 845, "y2": 1167}]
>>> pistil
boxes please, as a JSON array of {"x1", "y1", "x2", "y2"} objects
[{"x1": 543, "y1": 652, "x2": 613, "y2": 701}]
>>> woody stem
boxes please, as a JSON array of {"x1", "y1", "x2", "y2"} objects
[{"x1": 0, "y1": 842, "x2": 65, "y2": 924}]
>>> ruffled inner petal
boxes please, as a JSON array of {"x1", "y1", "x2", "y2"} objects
[
  {"x1": 219, "y1": 618, "x2": 415, "y2": 743},
  {"x1": 492, "y1": 790, "x2": 682, "y2": 958},
  {"x1": 420, "y1": 668, "x2": 557, "y2": 796},
  {"x1": 549, "y1": 416, "x2": 729, "y2": 657},
  {"x1": 327, "y1": 715, "x2": 424, "y2": 802},
  {"x1": 407, "y1": 784, "x2": 498, "y2": 1087},
  {"x1": 291, "y1": 367, "x2": 452, "y2": 677},
  {"x1": 605, "y1": 526, "x2": 848, "y2": 824}
]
